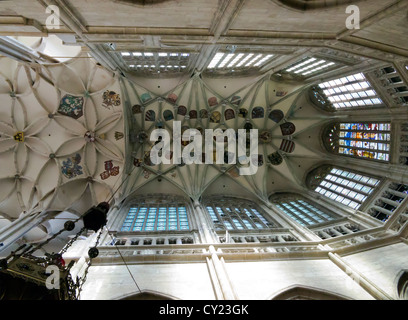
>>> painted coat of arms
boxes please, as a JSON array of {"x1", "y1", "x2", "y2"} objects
[
  {"x1": 62, "y1": 153, "x2": 83, "y2": 179},
  {"x1": 58, "y1": 95, "x2": 84, "y2": 119},
  {"x1": 100, "y1": 160, "x2": 120, "y2": 180},
  {"x1": 102, "y1": 90, "x2": 121, "y2": 109}
]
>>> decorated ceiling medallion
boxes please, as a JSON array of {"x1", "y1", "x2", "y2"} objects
[
  {"x1": 238, "y1": 108, "x2": 248, "y2": 118},
  {"x1": 133, "y1": 158, "x2": 143, "y2": 167},
  {"x1": 230, "y1": 95, "x2": 242, "y2": 106},
  {"x1": 100, "y1": 160, "x2": 120, "y2": 180},
  {"x1": 178, "y1": 106, "x2": 187, "y2": 116},
  {"x1": 167, "y1": 93, "x2": 178, "y2": 104},
  {"x1": 13, "y1": 132, "x2": 24, "y2": 142},
  {"x1": 268, "y1": 151, "x2": 283, "y2": 165},
  {"x1": 269, "y1": 110, "x2": 284, "y2": 123},
  {"x1": 279, "y1": 139, "x2": 295, "y2": 153},
  {"x1": 145, "y1": 110, "x2": 156, "y2": 121},
  {"x1": 143, "y1": 169, "x2": 151, "y2": 179},
  {"x1": 200, "y1": 109, "x2": 208, "y2": 119},
  {"x1": 189, "y1": 110, "x2": 197, "y2": 119},
  {"x1": 259, "y1": 131, "x2": 272, "y2": 143},
  {"x1": 210, "y1": 111, "x2": 221, "y2": 123},
  {"x1": 102, "y1": 90, "x2": 121, "y2": 109},
  {"x1": 140, "y1": 92, "x2": 152, "y2": 103},
  {"x1": 61, "y1": 153, "x2": 83, "y2": 179},
  {"x1": 225, "y1": 109, "x2": 235, "y2": 121},
  {"x1": 84, "y1": 131, "x2": 96, "y2": 142},
  {"x1": 137, "y1": 131, "x2": 148, "y2": 143},
  {"x1": 208, "y1": 97, "x2": 218, "y2": 107},
  {"x1": 58, "y1": 94, "x2": 84, "y2": 119},
  {"x1": 163, "y1": 110, "x2": 174, "y2": 121},
  {"x1": 115, "y1": 131, "x2": 124, "y2": 140},
  {"x1": 280, "y1": 122, "x2": 296, "y2": 136},
  {"x1": 132, "y1": 104, "x2": 142, "y2": 114},
  {"x1": 252, "y1": 107, "x2": 264, "y2": 119},
  {"x1": 276, "y1": 89, "x2": 288, "y2": 97}
]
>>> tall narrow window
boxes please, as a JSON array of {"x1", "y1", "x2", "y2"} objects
[
  {"x1": 204, "y1": 198, "x2": 279, "y2": 231},
  {"x1": 308, "y1": 166, "x2": 381, "y2": 210},
  {"x1": 121, "y1": 203, "x2": 189, "y2": 232},
  {"x1": 271, "y1": 195, "x2": 339, "y2": 227},
  {"x1": 325, "y1": 122, "x2": 391, "y2": 161},
  {"x1": 318, "y1": 73, "x2": 383, "y2": 109}
]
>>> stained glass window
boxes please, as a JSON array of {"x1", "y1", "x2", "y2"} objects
[
  {"x1": 326, "y1": 122, "x2": 391, "y2": 161},
  {"x1": 318, "y1": 73, "x2": 383, "y2": 109},
  {"x1": 314, "y1": 168, "x2": 380, "y2": 210},
  {"x1": 121, "y1": 204, "x2": 189, "y2": 232}
]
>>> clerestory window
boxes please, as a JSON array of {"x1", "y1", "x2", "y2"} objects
[
  {"x1": 324, "y1": 122, "x2": 391, "y2": 162},
  {"x1": 307, "y1": 166, "x2": 381, "y2": 210}
]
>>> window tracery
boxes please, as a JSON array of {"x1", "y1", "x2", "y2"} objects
[{"x1": 204, "y1": 197, "x2": 280, "y2": 231}]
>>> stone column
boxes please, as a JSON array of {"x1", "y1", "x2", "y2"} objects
[
  {"x1": 207, "y1": 245, "x2": 237, "y2": 300},
  {"x1": 192, "y1": 200, "x2": 217, "y2": 244}
]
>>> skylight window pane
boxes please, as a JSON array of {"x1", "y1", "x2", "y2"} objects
[
  {"x1": 314, "y1": 168, "x2": 380, "y2": 209},
  {"x1": 227, "y1": 53, "x2": 244, "y2": 67},
  {"x1": 245, "y1": 54, "x2": 263, "y2": 67},
  {"x1": 121, "y1": 52, "x2": 130, "y2": 56},
  {"x1": 218, "y1": 53, "x2": 235, "y2": 68},
  {"x1": 318, "y1": 73, "x2": 383, "y2": 109},
  {"x1": 208, "y1": 53, "x2": 224, "y2": 69},
  {"x1": 236, "y1": 54, "x2": 254, "y2": 67}
]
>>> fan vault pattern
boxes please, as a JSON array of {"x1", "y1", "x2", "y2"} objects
[
  {"x1": 0, "y1": 53, "x2": 125, "y2": 242},
  {"x1": 121, "y1": 72, "x2": 330, "y2": 204},
  {"x1": 0, "y1": 51, "x2": 335, "y2": 245}
]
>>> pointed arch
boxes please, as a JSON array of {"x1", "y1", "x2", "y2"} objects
[
  {"x1": 115, "y1": 289, "x2": 180, "y2": 300},
  {"x1": 271, "y1": 0, "x2": 364, "y2": 11},
  {"x1": 269, "y1": 285, "x2": 352, "y2": 300}
]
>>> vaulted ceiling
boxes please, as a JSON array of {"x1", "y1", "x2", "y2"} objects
[{"x1": 0, "y1": 0, "x2": 407, "y2": 248}]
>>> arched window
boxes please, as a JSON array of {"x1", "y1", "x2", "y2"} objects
[
  {"x1": 324, "y1": 122, "x2": 391, "y2": 161},
  {"x1": 307, "y1": 165, "x2": 381, "y2": 210},
  {"x1": 270, "y1": 194, "x2": 340, "y2": 227},
  {"x1": 121, "y1": 197, "x2": 190, "y2": 232},
  {"x1": 204, "y1": 197, "x2": 280, "y2": 231},
  {"x1": 317, "y1": 73, "x2": 383, "y2": 109}
]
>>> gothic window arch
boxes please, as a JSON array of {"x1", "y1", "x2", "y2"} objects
[
  {"x1": 272, "y1": 0, "x2": 364, "y2": 11},
  {"x1": 120, "y1": 195, "x2": 190, "y2": 232},
  {"x1": 270, "y1": 193, "x2": 340, "y2": 227},
  {"x1": 323, "y1": 122, "x2": 392, "y2": 162},
  {"x1": 307, "y1": 165, "x2": 381, "y2": 210},
  {"x1": 204, "y1": 197, "x2": 280, "y2": 231}
]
